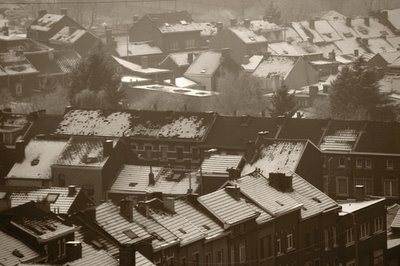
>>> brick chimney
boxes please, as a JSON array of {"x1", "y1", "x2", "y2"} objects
[
  {"x1": 230, "y1": 18, "x2": 237, "y2": 27},
  {"x1": 68, "y1": 185, "x2": 76, "y2": 197},
  {"x1": 269, "y1": 173, "x2": 293, "y2": 192},
  {"x1": 119, "y1": 244, "x2": 136, "y2": 266},
  {"x1": 66, "y1": 241, "x2": 82, "y2": 262},
  {"x1": 346, "y1": 17, "x2": 352, "y2": 27},
  {"x1": 242, "y1": 55, "x2": 250, "y2": 65},
  {"x1": 148, "y1": 166, "x2": 155, "y2": 186},
  {"x1": 103, "y1": 139, "x2": 113, "y2": 157},
  {"x1": 226, "y1": 185, "x2": 240, "y2": 200},
  {"x1": 355, "y1": 185, "x2": 365, "y2": 201},
  {"x1": 60, "y1": 8, "x2": 68, "y2": 16},
  {"x1": 15, "y1": 139, "x2": 25, "y2": 162},
  {"x1": 163, "y1": 197, "x2": 175, "y2": 213},
  {"x1": 309, "y1": 85, "x2": 319, "y2": 98},
  {"x1": 120, "y1": 199, "x2": 133, "y2": 221},
  {"x1": 243, "y1": 19, "x2": 250, "y2": 28},
  {"x1": 216, "y1": 22, "x2": 223, "y2": 33},
  {"x1": 328, "y1": 50, "x2": 336, "y2": 61}
]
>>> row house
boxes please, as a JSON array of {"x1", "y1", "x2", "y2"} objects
[
  {"x1": 129, "y1": 11, "x2": 216, "y2": 53},
  {"x1": 54, "y1": 109, "x2": 217, "y2": 169}
]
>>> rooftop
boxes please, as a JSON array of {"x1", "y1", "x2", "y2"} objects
[
  {"x1": 252, "y1": 56, "x2": 296, "y2": 79},
  {"x1": 339, "y1": 198, "x2": 385, "y2": 215},
  {"x1": 6, "y1": 139, "x2": 68, "y2": 180},
  {"x1": 0, "y1": 53, "x2": 39, "y2": 76},
  {"x1": 50, "y1": 26, "x2": 88, "y2": 45},
  {"x1": 112, "y1": 56, "x2": 170, "y2": 75},
  {"x1": 110, "y1": 165, "x2": 199, "y2": 196},
  {"x1": 115, "y1": 38, "x2": 163, "y2": 58},
  {"x1": 229, "y1": 26, "x2": 268, "y2": 44},
  {"x1": 391, "y1": 208, "x2": 400, "y2": 229},
  {"x1": 201, "y1": 154, "x2": 244, "y2": 176},
  {"x1": 55, "y1": 109, "x2": 215, "y2": 141},
  {"x1": 385, "y1": 8, "x2": 400, "y2": 30},
  {"x1": 242, "y1": 55, "x2": 263, "y2": 72},
  {"x1": 0, "y1": 112, "x2": 29, "y2": 133},
  {"x1": 0, "y1": 229, "x2": 40, "y2": 265},
  {"x1": 30, "y1": 13, "x2": 65, "y2": 31},
  {"x1": 185, "y1": 51, "x2": 223, "y2": 76},
  {"x1": 132, "y1": 84, "x2": 217, "y2": 98}
]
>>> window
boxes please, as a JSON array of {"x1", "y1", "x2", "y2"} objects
[
  {"x1": 336, "y1": 176, "x2": 348, "y2": 196},
  {"x1": 332, "y1": 227, "x2": 337, "y2": 247},
  {"x1": 144, "y1": 145, "x2": 152, "y2": 159},
  {"x1": 374, "y1": 217, "x2": 384, "y2": 233},
  {"x1": 287, "y1": 234, "x2": 293, "y2": 250},
  {"x1": 356, "y1": 159, "x2": 363, "y2": 168},
  {"x1": 373, "y1": 249, "x2": 384, "y2": 266},
  {"x1": 15, "y1": 83, "x2": 22, "y2": 96},
  {"x1": 339, "y1": 157, "x2": 346, "y2": 168},
  {"x1": 176, "y1": 147, "x2": 184, "y2": 160},
  {"x1": 160, "y1": 146, "x2": 168, "y2": 160},
  {"x1": 167, "y1": 253, "x2": 174, "y2": 266},
  {"x1": 365, "y1": 159, "x2": 372, "y2": 169},
  {"x1": 346, "y1": 228, "x2": 354, "y2": 246},
  {"x1": 239, "y1": 241, "x2": 246, "y2": 263},
  {"x1": 324, "y1": 229, "x2": 329, "y2": 250},
  {"x1": 185, "y1": 39, "x2": 196, "y2": 49},
  {"x1": 359, "y1": 222, "x2": 370, "y2": 239},
  {"x1": 192, "y1": 252, "x2": 199, "y2": 266},
  {"x1": 205, "y1": 253, "x2": 211, "y2": 266},
  {"x1": 323, "y1": 175, "x2": 329, "y2": 194},
  {"x1": 386, "y1": 160, "x2": 394, "y2": 170},
  {"x1": 277, "y1": 238, "x2": 282, "y2": 255},
  {"x1": 383, "y1": 179, "x2": 398, "y2": 197},
  {"x1": 169, "y1": 41, "x2": 179, "y2": 51}
]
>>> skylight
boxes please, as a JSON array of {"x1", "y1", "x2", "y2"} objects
[
  {"x1": 123, "y1": 229, "x2": 138, "y2": 239},
  {"x1": 45, "y1": 193, "x2": 59, "y2": 203},
  {"x1": 312, "y1": 197, "x2": 322, "y2": 203},
  {"x1": 178, "y1": 228, "x2": 187, "y2": 234},
  {"x1": 202, "y1": 225, "x2": 211, "y2": 230},
  {"x1": 275, "y1": 200, "x2": 284, "y2": 206}
]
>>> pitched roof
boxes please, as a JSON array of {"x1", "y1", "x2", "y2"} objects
[
  {"x1": 54, "y1": 136, "x2": 117, "y2": 167},
  {"x1": 0, "y1": 229, "x2": 40, "y2": 265},
  {"x1": 50, "y1": 26, "x2": 96, "y2": 45},
  {"x1": 184, "y1": 51, "x2": 223, "y2": 76},
  {"x1": 0, "y1": 53, "x2": 39, "y2": 76},
  {"x1": 55, "y1": 109, "x2": 216, "y2": 141},
  {"x1": 6, "y1": 139, "x2": 68, "y2": 180},
  {"x1": 67, "y1": 249, "x2": 119, "y2": 266},
  {"x1": 229, "y1": 26, "x2": 267, "y2": 44},
  {"x1": 0, "y1": 37, "x2": 51, "y2": 53},
  {"x1": 319, "y1": 120, "x2": 365, "y2": 151},
  {"x1": 95, "y1": 202, "x2": 151, "y2": 244},
  {"x1": 242, "y1": 55, "x2": 263, "y2": 72},
  {"x1": 73, "y1": 225, "x2": 119, "y2": 256},
  {"x1": 147, "y1": 11, "x2": 192, "y2": 26},
  {"x1": 30, "y1": 13, "x2": 65, "y2": 31},
  {"x1": 201, "y1": 154, "x2": 243, "y2": 175},
  {"x1": 160, "y1": 51, "x2": 203, "y2": 68},
  {"x1": 197, "y1": 187, "x2": 260, "y2": 227},
  {"x1": 385, "y1": 9, "x2": 400, "y2": 31},
  {"x1": 252, "y1": 55, "x2": 297, "y2": 79},
  {"x1": 268, "y1": 41, "x2": 321, "y2": 57},
  {"x1": 110, "y1": 165, "x2": 198, "y2": 196},
  {"x1": 115, "y1": 39, "x2": 163, "y2": 58},
  {"x1": 6, "y1": 187, "x2": 83, "y2": 214},
  {"x1": 112, "y1": 56, "x2": 170, "y2": 75}
]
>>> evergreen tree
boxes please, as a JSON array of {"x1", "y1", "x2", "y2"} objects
[
  {"x1": 329, "y1": 57, "x2": 398, "y2": 121},
  {"x1": 268, "y1": 85, "x2": 297, "y2": 118},
  {"x1": 263, "y1": 2, "x2": 282, "y2": 25},
  {"x1": 69, "y1": 43, "x2": 123, "y2": 109}
]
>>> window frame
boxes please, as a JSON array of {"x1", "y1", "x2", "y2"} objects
[
  {"x1": 239, "y1": 241, "x2": 246, "y2": 263},
  {"x1": 346, "y1": 228, "x2": 354, "y2": 246},
  {"x1": 356, "y1": 158, "x2": 363, "y2": 169},
  {"x1": 336, "y1": 176, "x2": 349, "y2": 196},
  {"x1": 383, "y1": 178, "x2": 398, "y2": 197},
  {"x1": 359, "y1": 222, "x2": 370, "y2": 239},
  {"x1": 276, "y1": 238, "x2": 282, "y2": 255},
  {"x1": 338, "y1": 157, "x2": 346, "y2": 168},
  {"x1": 287, "y1": 233, "x2": 294, "y2": 251}
]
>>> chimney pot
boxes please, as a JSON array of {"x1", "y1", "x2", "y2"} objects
[
  {"x1": 66, "y1": 241, "x2": 82, "y2": 262},
  {"x1": 163, "y1": 197, "x2": 175, "y2": 213},
  {"x1": 103, "y1": 139, "x2": 113, "y2": 157},
  {"x1": 68, "y1": 185, "x2": 76, "y2": 197},
  {"x1": 15, "y1": 140, "x2": 25, "y2": 162},
  {"x1": 346, "y1": 17, "x2": 352, "y2": 27}
]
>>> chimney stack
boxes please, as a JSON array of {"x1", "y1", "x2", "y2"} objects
[
  {"x1": 15, "y1": 139, "x2": 25, "y2": 162},
  {"x1": 119, "y1": 244, "x2": 136, "y2": 266},
  {"x1": 66, "y1": 241, "x2": 82, "y2": 262},
  {"x1": 188, "y1": 53, "x2": 194, "y2": 64},
  {"x1": 364, "y1": 16, "x2": 370, "y2": 27},
  {"x1": 68, "y1": 185, "x2": 76, "y2": 197},
  {"x1": 230, "y1": 18, "x2": 237, "y2": 27},
  {"x1": 103, "y1": 139, "x2": 113, "y2": 157},
  {"x1": 242, "y1": 55, "x2": 250, "y2": 65},
  {"x1": 226, "y1": 185, "x2": 240, "y2": 200},
  {"x1": 141, "y1": 56, "x2": 149, "y2": 69},
  {"x1": 120, "y1": 199, "x2": 133, "y2": 221},
  {"x1": 381, "y1": 10, "x2": 388, "y2": 20},
  {"x1": 354, "y1": 49, "x2": 359, "y2": 57},
  {"x1": 355, "y1": 185, "x2": 365, "y2": 201},
  {"x1": 346, "y1": 17, "x2": 352, "y2": 27},
  {"x1": 148, "y1": 166, "x2": 155, "y2": 186},
  {"x1": 309, "y1": 85, "x2": 319, "y2": 98},
  {"x1": 216, "y1": 22, "x2": 223, "y2": 33},
  {"x1": 38, "y1": 10, "x2": 47, "y2": 18},
  {"x1": 328, "y1": 49, "x2": 336, "y2": 61},
  {"x1": 60, "y1": 8, "x2": 68, "y2": 16},
  {"x1": 163, "y1": 197, "x2": 175, "y2": 213},
  {"x1": 227, "y1": 167, "x2": 240, "y2": 180},
  {"x1": 269, "y1": 173, "x2": 293, "y2": 192},
  {"x1": 309, "y1": 19, "x2": 315, "y2": 29},
  {"x1": 243, "y1": 19, "x2": 250, "y2": 28}
]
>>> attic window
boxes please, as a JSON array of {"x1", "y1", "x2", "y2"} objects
[
  {"x1": 45, "y1": 193, "x2": 59, "y2": 203},
  {"x1": 12, "y1": 249, "x2": 24, "y2": 258},
  {"x1": 178, "y1": 228, "x2": 187, "y2": 234},
  {"x1": 275, "y1": 200, "x2": 284, "y2": 206},
  {"x1": 312, "y1": 197, "x2": 321, "y2": 203},
  {"x1": 129, "y1": 182, "x2": 138, "y2": 187},
  {"x1": 123, "y1": 229, "x2": 138, "y2": 239},
  {"x1": 202, "y1": 225, "x2": 211, "y2": 230}
]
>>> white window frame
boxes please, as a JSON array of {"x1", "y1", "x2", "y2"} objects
[
  {"x1": 356, "y1": 158, "x2": 363, "y2": 168},
  {"x1": 374, "y1": 217, "x2": 384, "y2": 233},
  {"x1": 15, "y1": 83, "x2": 23, "y2": 96},
  {"x1": 276, "y1": 238, "x2": 282, "y2": 255},
  {"x1": 359, "y1": 222, "x2": 370, "y2": 239},
  {"x1": 324, "y1": 229, "x2": 329, "y2": 250},
  {"x1": 336, "y1": 176, "x2": 349, "y2": 196},
  {"x1": 383, "y1": 179, "x2": 397, "y2": 197},
  {"x1": 239, "y1": 241, "x2": 246, "y2": 263},
  {"x1": 386, "y1": 159, "x2": 394, "y2": 170},
  {"x1": 365, "y1": 159, "x2": 372, "y2": 169},
  {"x1": 346, "y1": 228, "x2": 354, "y2": 246},
  {"x1": 287, "y1": 233, "x2": 293, "y2": 251}
]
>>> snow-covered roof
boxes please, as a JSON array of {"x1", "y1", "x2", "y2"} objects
[
  {"x1": 367, "y1": 37, "x2": 396, "y2": 54},
  {"x1": 163, "y1": 77, "x2": 200, "y2": 88},
  {"x1": 229, "y1": 26, "x2": 267, "y2": 44},
  {"x1": 252, "y1": 56, "x2": 296, "y2": 79},
  {"x1": 30, "y1": 14, "x2": 65, "y2": 31},
  {"x1": 0, "y1": 53, "x2": 39, "y2": 76},
  {"x1": 250, "y1": 19, "x2": 282, "y2": 32},
  {"x1": 339, "y1": 198, "x2": 385, "y2": 215},
  {"x1": 112, "y1": 56, "x2": 169, "y2": 74},
  {"x1": 50, "y1": 26, "x2": 88, "y2": 44},
  {"x1": 268, "y1": 41, "x2": 321, "y2": 56},
  {"x1": 115, "y1": 38, "x2": 163, "y2": 58},
  {"x1": 6, "y1": 139, "x2": 68, "y2": 180},
  {"x1": 242, "y1": 55, "x2": 264, "y2": 72},
  {"x1": 184, "y1": 51, "x2": 222, "y2": 76},
  {"x1": 132, "y1": 84, "x2": 217, "y2": 97},
  {"x1": 385, "y1": 9, "x2": 400, "y2": 30}
]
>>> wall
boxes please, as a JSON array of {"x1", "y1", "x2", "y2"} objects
[{"x1": 295, "y1": 142, "x2": 323, "y2": 190}]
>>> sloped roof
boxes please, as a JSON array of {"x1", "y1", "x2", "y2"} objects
[
  {"x1": 201, "y1": 154, "x2": 243, "y2": 175},
  {"x1": 160, "y1": 51, "x2": 203, "y2": 68},
  {"x1": 55, "y1": 109, "x2": 215, "y2": 141},
  {"x1": 276, "y1": 118, "x2": 327, "y2": 145},
  {"x1": 242, "y1": 55, "x2": 264, "y2": 72},
  {"x1": 351, "y1": 17, "x2": 394, "y2": 39},
  {"x1": 197, "y1": 187, "x2": 260, "y2": 227},
  {"x1": 229, "y1": 26, "x2": 267, "y2": 44},
  {"x1": 313, "y1": 19, "x2": 342, "y2": 42},
  {"x1": 268, "y1": 41, "x2": 321, "y2": 56},
  {"x1": 291, "y1": 21, "x2": 325, "y2": 44},
  {"x1": 367, "y1": 37, "x2": 396, "y2": 54},
  {"x1": 110, "y1": 165, "x2": 199, "y2": 196},
  {"x1": 6, "y1": 187, "x2": 82, "y2": 214},
  {"x1": 391, "y1": 208, "x2": 400, "y2": 229},
  {"x1": 0, "y1": 37, "x2": 51, "y2": 53},
  {"x1": 147, "y1": 11, "x2": 192, "y2": 25},
  {"x1": 6, "y1": 139, "x2": 68, "y2": 180},
  {"x1": 54, "y1": 136, "x2": 117, "y2": 167},
  {"x1": 73, "y1": 226, "x2": 119, "y2": 256},
  {"x1": 339, "y1": 198, "x2": 385, "y2": 216},
  {"x1": 50, "y1": 26, "x2": 88, "y2": 44},
  {"x1": 319, "y1": 120, "x2": 365, "y2": 151},
  {"x1": 0, "y1": 53, "x2": 39, "y2": 76},
  {"x1": 67, "y1": 249, "x2": 118, "y2": 266},
  {"x1": 30, "y1": 14, "x2": 65, "y2": 31},
  {"x1": 115, "y1": 39, "x2": 163, "y2": 58},
  {"x1": 185, "y1": 51, "x2": 223, "y2": 76},
  {"x1": 386, "y1": 9, "x2": 400, "y2": 30},
  {"x1": 252, "y1": 55, "x2": 296, "y2": 79},
  {"x1": 0, "y1": 229, "x2": 40, "y2": 265},
  {"x1": 374, "y1": 51, "x2": 400, "y2": 64},
  {"x1": 95, "y1": 202, "x2": 151, "y2": 244}
]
